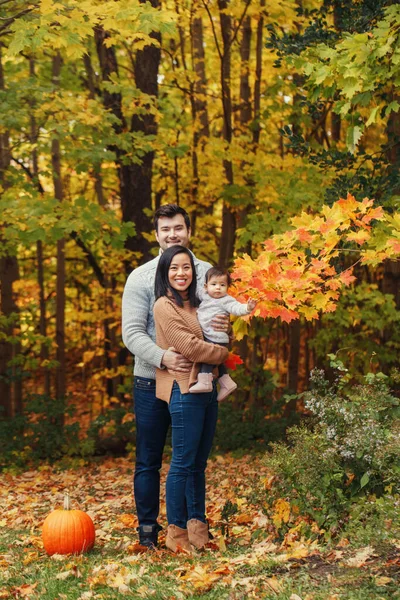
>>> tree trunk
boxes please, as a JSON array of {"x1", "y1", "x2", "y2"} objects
[
  {"x1": 287, "y1": 319, "x2": 301, "y2": 394},
  {"x1": 83, "y1": 52, "x2": 106, "y2": 207},
  {"x1": 51, "y1": 53, "x2": 67, "y2": 403},
  {"x1": 218, "y1": 0, "x2": 236, "y2": 268},
  {"x1": 95, "y1": 13, "x2": 160, "y2": 263},
  {"x1": 190, "y1": 2, "x2": 211, "y2": 232},
  {"x1": 191, "y1": 4, "x2": 210, "y2": 142},
  {"x1": 239, "y1": 14, "x2": 252, "y2": 126},
  {"x1": 253, "y1": 0, "x2": 265, "y2": 146},
  {"x1": 0, "y1": 257, "x2": 20, "y2": 419},
  {"x1": 30, "y1": 57, "x2": 51, "y2": 397},
  {"x1": 331, "y1": 111, "x2": 341, "y2": 142},
  {"x1": 127, "y1": 0, "x2": 161, "y2": 259},
  {"x1": 0, "y1": 46, "x2": 21, "y2": 418},
  {"x1": 383, "y1": 95, "x2": 400, "y2": 308}
]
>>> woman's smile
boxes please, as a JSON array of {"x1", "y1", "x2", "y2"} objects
[{"x1": 168, "y1": 253, "x2": 193, "y2": 296}]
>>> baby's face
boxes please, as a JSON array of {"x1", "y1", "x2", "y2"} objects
[{"x1": 205, "y1": 275, "x2": 228, "y2": 299}]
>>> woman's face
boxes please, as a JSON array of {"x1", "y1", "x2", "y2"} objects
[{"x1": 168, "y1": 252, "x2": 193, "y2": 297}]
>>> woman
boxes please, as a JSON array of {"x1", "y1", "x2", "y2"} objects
[{"x1": 153, "y1": 245, "x2": 229, "y2": 552}]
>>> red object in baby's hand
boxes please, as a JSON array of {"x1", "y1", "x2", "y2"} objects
[{"x1": 224, "y1": 352, "x2": 243, "y2": 371}]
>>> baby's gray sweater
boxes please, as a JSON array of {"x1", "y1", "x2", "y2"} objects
[
  {"x1": 121, "y1": 252, "x2": 212, "y2": 379},
  {"x1": 197, "y1": 293, "x2": 250, "y2": 343}
]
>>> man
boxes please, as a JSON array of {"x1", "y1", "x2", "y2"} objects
[{"x1": 122, "y1": 204, "x2": 227, "y2": 548}]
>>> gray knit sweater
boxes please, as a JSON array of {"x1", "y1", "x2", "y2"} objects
[{"x1": 121, "y1": 251, "x2": 212, "y2": 379}]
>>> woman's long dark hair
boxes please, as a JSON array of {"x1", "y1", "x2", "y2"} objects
[{"x1": 155, "y1": 245, "x2": 199, "y2": 308}]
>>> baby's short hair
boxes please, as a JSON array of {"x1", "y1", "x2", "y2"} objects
[{"x1": 205, "y1": 267, "x2": 232, "y2": 287}]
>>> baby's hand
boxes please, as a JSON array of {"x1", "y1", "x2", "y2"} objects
[{"x1": 247, "y1": 299, "x2": 257, "y2": 312}]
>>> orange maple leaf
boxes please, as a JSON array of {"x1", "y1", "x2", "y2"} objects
[
  {"x1": 346, "y1": 229, "x2": 371, "y2": 245},
  {"x1": 387, "y1": 238, "x2": 400, "y2": 253},
  {"x1": 295, "y1": 228, "x2": 314, "y2": 243},
  {"x1": 339, "y1": 270, "x2": 356, "y2": 286}
]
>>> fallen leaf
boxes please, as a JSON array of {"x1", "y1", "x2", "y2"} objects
[
  {"x1": 345, "y1": 546, "x2": 375, "y2": 567},
  {"x1": 375, "y1": 576, "x2": 393, "y2": 586},
  {"x1": 118, "y1": 514, "x2": 138, "y2": 529},
  {"x1": 272, "y1": 498, "x2": 291, "y2": 528},
  {"x1": 56, "y1": 570, "x2": 75, "y2": 580},
  {"x1": 218, "y1": 535, "x2": 226, "y2": 552},
  {"x1": 11, "y1": 583, "x2": 38, "y2": 597},
  {"x1": 265, "y1": 576, "x2": 283, "y2": 593},
  {"x1": 236, "y1": 512, "x2": 254, "y2": 525}
]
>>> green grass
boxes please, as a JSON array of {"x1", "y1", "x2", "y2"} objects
[
  {"x1": 1, "y1": 526, "x2": 399, "y2": 599},
  {"x1": 0, "y1": 454, "x2": 398, "y2": 599}
]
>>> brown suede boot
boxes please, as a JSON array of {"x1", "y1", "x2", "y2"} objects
[
  {"x1": 165, "y1": 524, "x2": 192, "y2": 553},
  {"x1": 187, "y1": 519, "x2": 209, "y2": 549}
]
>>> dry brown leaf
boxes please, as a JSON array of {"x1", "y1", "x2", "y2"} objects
[
  {"x1": 236, "y1": 512, "x2": 254, "y2": 525},
  {"x1": 11, "y1": 583, "x2": 38, "y2": 598},
  {"x1": 56, "y1": 570, "x2": 75, "y2": 580},
  {"x1": 345, "y1": 546, "x2": 375, "y2": 567},
  {"x1": 127, "y1": 542, "x2": 149, "y2": 554},
  {"x1": 265, "y1": 576, "x2": 283, "y2": 593}
]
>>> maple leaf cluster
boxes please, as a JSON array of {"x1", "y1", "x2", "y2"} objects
[{"x1": 231, "y1": 194, "x2": 398, "y2": 330}]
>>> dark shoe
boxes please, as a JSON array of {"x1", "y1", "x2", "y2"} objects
[{"x1": 137, "y1": 523, "x2": 162, "y2": 549}]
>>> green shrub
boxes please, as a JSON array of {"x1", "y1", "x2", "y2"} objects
[
  {"x1": 310, "y1": 283, "x2": 400, "y2": 375},
  {"x1": 87, "y1": 404, "x2": 135, "y2": 455},
  {"x1": 344, "y1": 493, "x2": 400, "y2": 549},
  {"x1": 0, "y1": 394, "x2": 87, "y2": 471},
  {"x1": 214, "y1": 403, "x2": 291, "y2": 452},
  {"x1": 265, "y1": 367, "x2": 400, "y2": 537}
]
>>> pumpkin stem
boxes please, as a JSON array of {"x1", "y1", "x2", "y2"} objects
[{"x1": 64, "y1": 492, "x2": 71, "y2": 511}]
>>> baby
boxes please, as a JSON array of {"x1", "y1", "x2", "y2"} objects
[{"x1": 190, "y1": 266, "x2": 256, "y2": 401}]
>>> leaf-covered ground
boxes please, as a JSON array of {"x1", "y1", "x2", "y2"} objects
[{"x1": 0, "y1": 454, "x2": 399, "y2": 599}]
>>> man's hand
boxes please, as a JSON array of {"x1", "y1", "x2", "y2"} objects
[
  {"x1": 162, "y1": 347, "x2": 192, "y2": 372},
  {"x1": 211, "y1": 314, "x2": 231, "y2": 333}
]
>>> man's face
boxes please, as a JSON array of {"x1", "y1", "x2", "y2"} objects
[{"x1": 155, "y1": 215, "x2": 191, "y2": 251}]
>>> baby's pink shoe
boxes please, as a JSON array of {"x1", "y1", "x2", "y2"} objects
[
  {"x1": 190, "y1": 373, "x2": 213, "y2": 393},
  {"x1": 217, "y1": 374, "x2": 237, "y2": 401}
]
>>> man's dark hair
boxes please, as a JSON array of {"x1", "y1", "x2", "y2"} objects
[
  {"x1": 155, "y1": 245, "x2": 199, "y2": 308},
  {"x1": 153, "y1": 204, "x2": 191, "y2": 232},
  {"x1": 205, "y1": 266, "x2": 232, "y2": 287}
]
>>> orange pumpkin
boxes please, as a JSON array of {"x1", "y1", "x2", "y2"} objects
[{"x1": 42, "y1": 493, "x2": 95, "y2": 555}]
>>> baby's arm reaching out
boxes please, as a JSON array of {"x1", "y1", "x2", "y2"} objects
[{"x1": 247, "y1": 299, "x2": 257, "y2": 312}]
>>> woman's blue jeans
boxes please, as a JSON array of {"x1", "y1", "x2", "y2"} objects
[{"x1": 166, "y1": 382, "x2": 218, "y2": 529}]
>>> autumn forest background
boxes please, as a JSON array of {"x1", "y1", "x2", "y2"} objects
[{"x1": 0, "y1": 0, "x2": 399, "y2": 597}]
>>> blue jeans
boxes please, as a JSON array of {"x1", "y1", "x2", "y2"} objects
[
  {"x1": 133, "y1": 377, "x2": 171, "y2": 526},
  {"x1": 166, "y1": 382, "x2": 218, "y2": 529}
]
